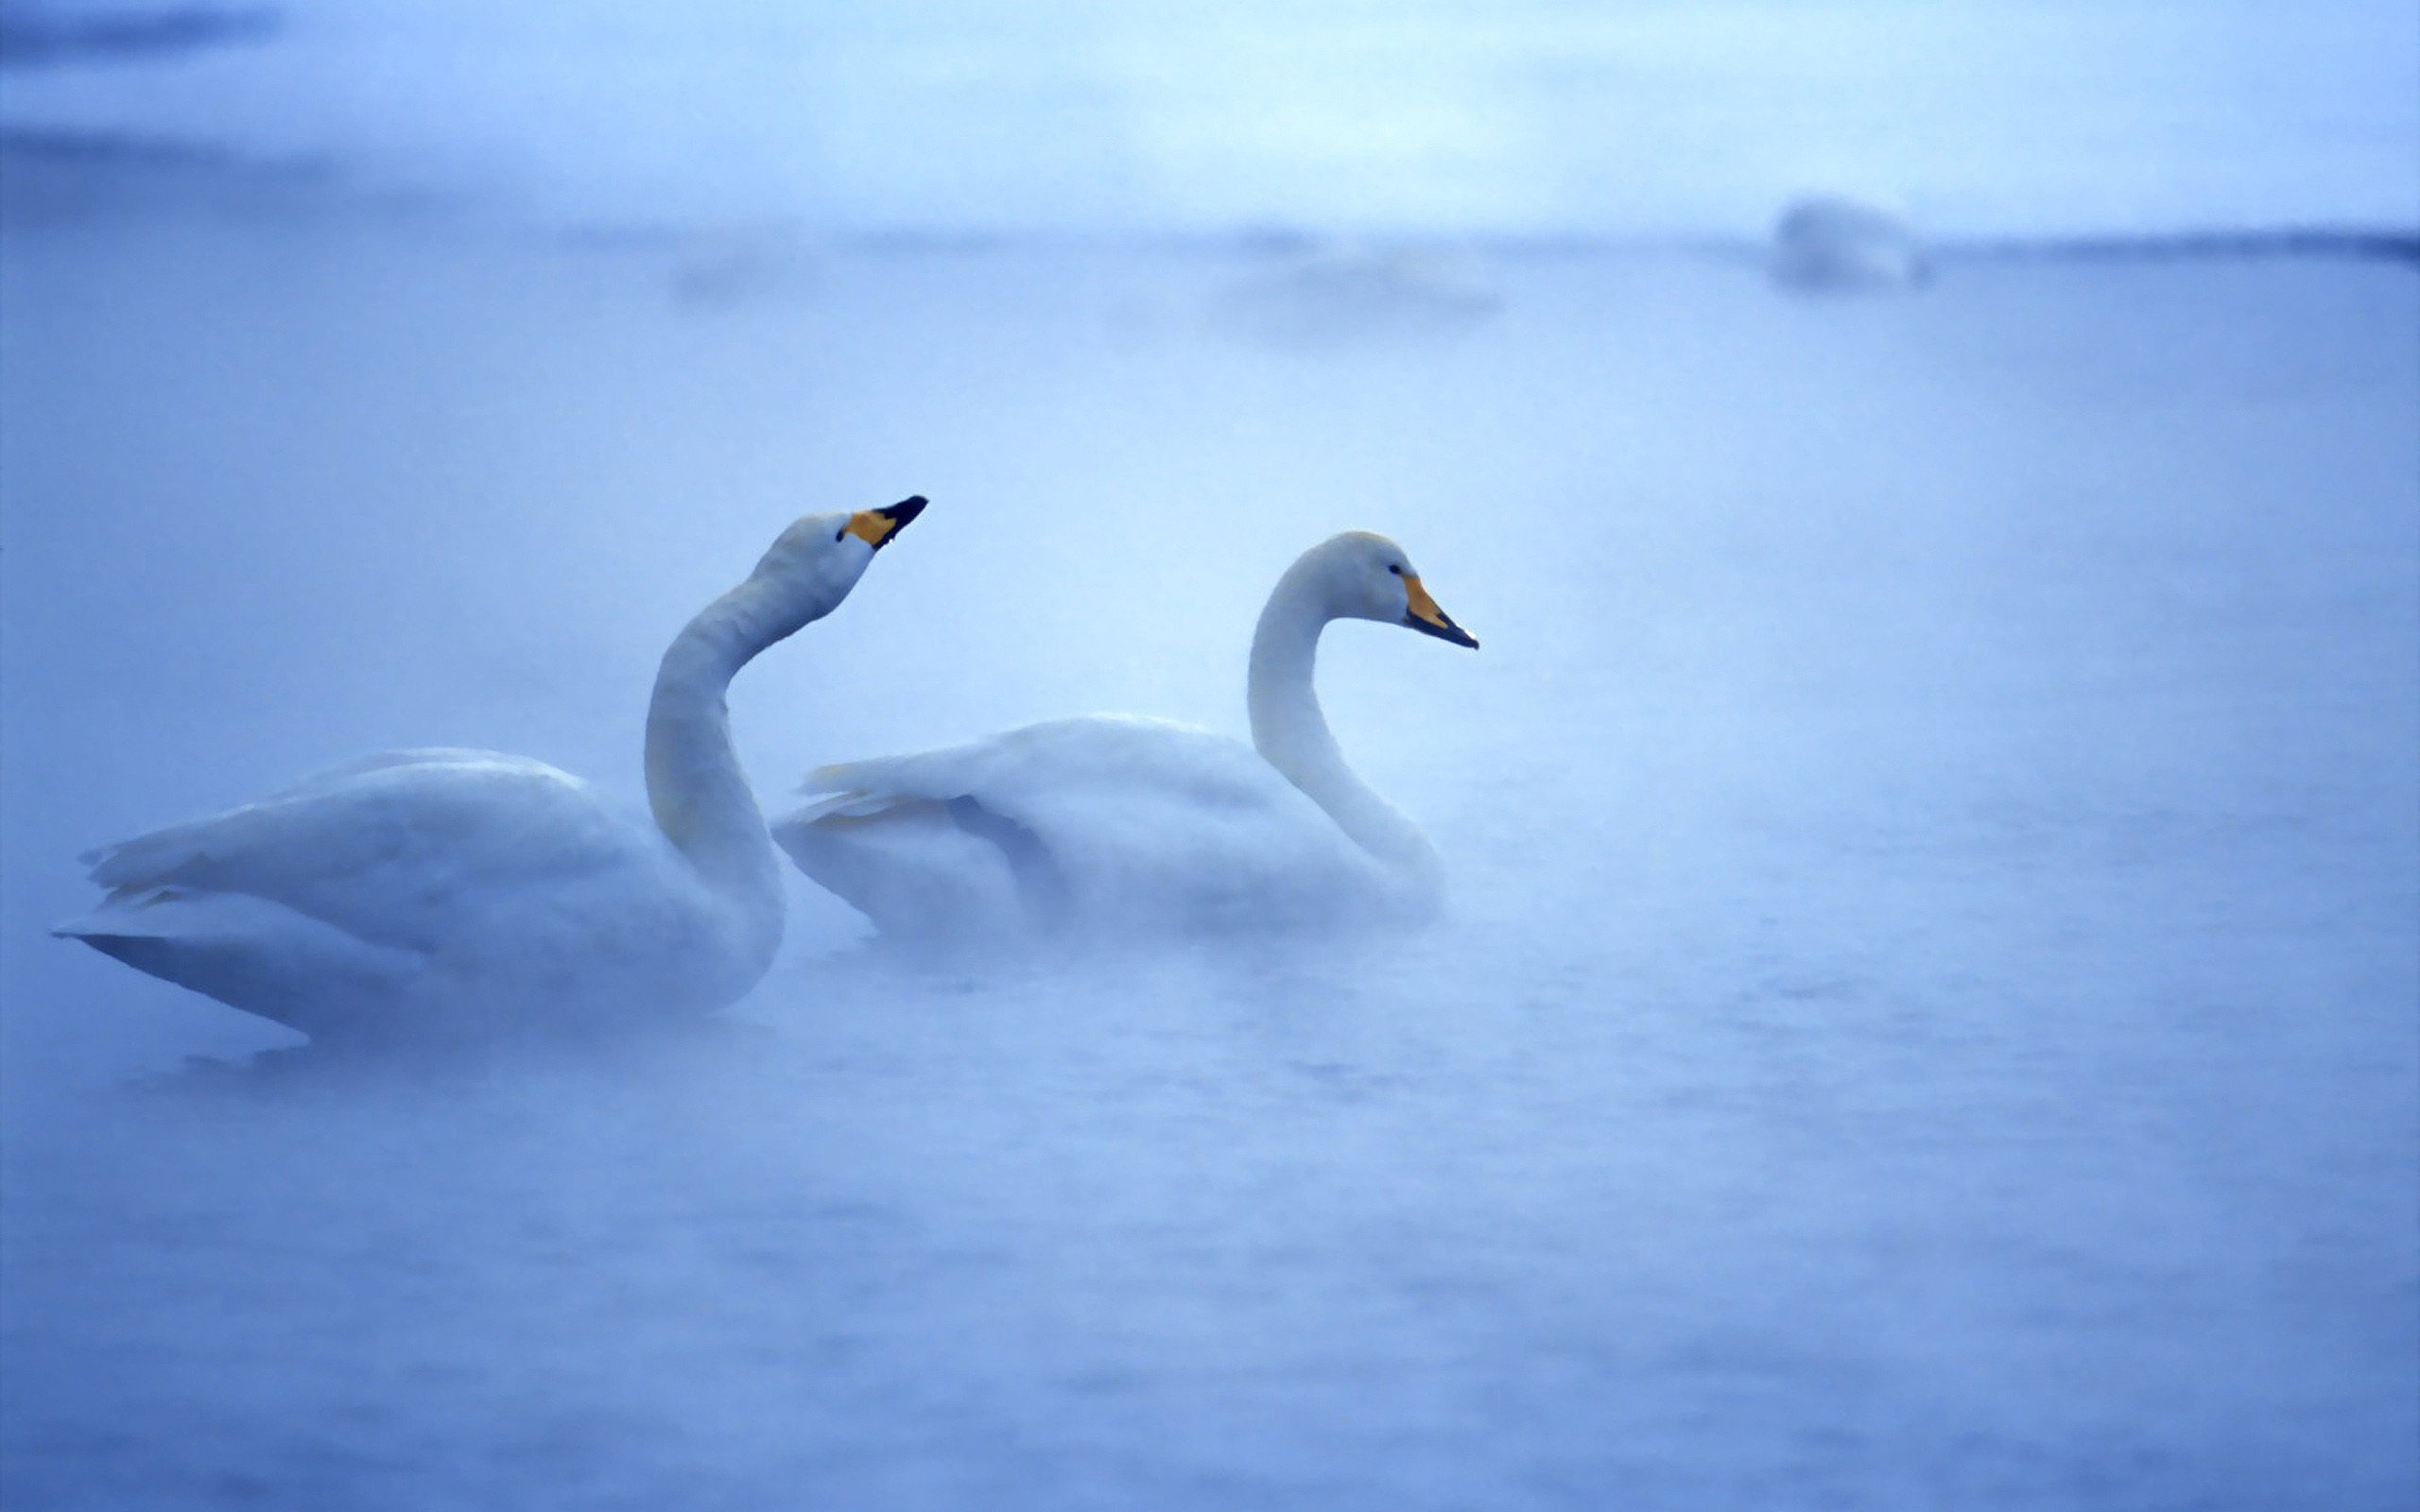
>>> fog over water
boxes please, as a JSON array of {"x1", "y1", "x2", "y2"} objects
[
  {"x1": 4, "y1": 0, "x2": 2417, "y2": 237},
  {"x1": 4, "y1": 5, "x2": 2419, "y2": 1509}
]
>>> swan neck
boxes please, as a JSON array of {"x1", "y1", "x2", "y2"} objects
[
  {"x1": 645, "y1": 571, "x2": 813, "y2": 914},
  {"x1": 1247, "y1": 561, "x2": 1436, "y2": 883}
]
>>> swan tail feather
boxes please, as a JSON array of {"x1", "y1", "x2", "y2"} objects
[
  {"x1": 773, "y1": 798, "x2": 1028, "y2": 940},
  {"x1": 800, "y1": 762, "x2": 854, "y2": 793},
  {"x1": 55, "y1": 887, "x2": 424, "y2": 1034},
  {"x1": 81, "y1": 821, "x2": 227, "y2": 891},
  {"x1": 799, "y1": 756, "x2": 923, "y2": 796},
  {"x1": 786, "y1": 788, "x2": 904, "y2": 824}
]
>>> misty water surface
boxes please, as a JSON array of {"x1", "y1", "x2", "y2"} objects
[{"x1": 1, "y1": 206, "x2": 2415, "y2": 1508}]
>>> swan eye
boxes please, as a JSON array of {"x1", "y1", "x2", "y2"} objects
[
  {"x1": 1388, "y1": 564, "x2": 1403, "y2": 576},
  {"x1": 834, "y1": 527, "x2": 847, "y2": 542}
]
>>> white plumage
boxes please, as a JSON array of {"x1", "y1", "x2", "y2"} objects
[
  {"x1": 56, "y1": 498, "x2": 926, "y2": 1043},
  {"x1": 790, "y1": 715, "x2": 1395, "y2": 940},
  {"x1": 777, "y1": 531, "x2": 1478, "y2": 948}
]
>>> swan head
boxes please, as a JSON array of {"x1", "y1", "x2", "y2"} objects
[
  {"x1": 751, "y1": 495, "x2": 927, "y2": 611},
  {"x1": 1312, "y1": 530, "x2": 1478, "y2": 649}
]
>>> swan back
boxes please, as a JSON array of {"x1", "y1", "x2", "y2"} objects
[{"x1": 785, "y1": 715, "x2": 1406, "y2": 942}]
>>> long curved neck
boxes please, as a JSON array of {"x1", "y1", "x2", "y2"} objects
[
  {"x1": 645, "y1": 571, "x2": 808, "y2": 916},
  {"x1": 1247, "y1": 559, "x2": 1438, "y2": 883}
]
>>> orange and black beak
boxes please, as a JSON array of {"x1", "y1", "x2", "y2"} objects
[
  {"x1": 843, "y1": 494, "x2": 928, "y2": 551},
  {"x1": 1403, "y1": 574, "x2": 1478, "y2": 648}
]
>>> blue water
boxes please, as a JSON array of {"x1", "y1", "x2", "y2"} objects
[{"x1": 2, "y1": 216, "x2": 2415, "y2": 1508}]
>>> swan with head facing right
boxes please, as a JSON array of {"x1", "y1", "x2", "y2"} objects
[
  {"x1": 56, "y1": 496, "x2": 927, "y2": 1044},
  {"x1": 775, "y1": 530, "x2": 1477, "y2": 947}
]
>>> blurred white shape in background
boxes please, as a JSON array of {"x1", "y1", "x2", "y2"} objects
[
  {"x1": 1208, "y1": 240, "x2": 1500, "y2": 350},
  {"x1": 663, "y1": 220, "x2": 816, "y2": 310},
  {"x1": 1770, "y1": 193, "x2": 1928, "y2": 291}
]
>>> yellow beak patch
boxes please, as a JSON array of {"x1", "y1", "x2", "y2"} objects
[
  {"x1": 843, "y1": 509, "x2": 901, "y2": 548},
  {"x1": 1402, "y1": 573, "x2": 1479, "y2": 648}
]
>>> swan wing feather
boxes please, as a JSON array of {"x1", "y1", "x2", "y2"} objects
[
  {"x1": 804, "y1": 715, "x2": 1287, "y2": 806},
  {"x1": 78, "y1": 749, "x2": 660, "y2": 953},
  {"x1": 786, "y1": 716, "x2": 1386, "y2": 933}
]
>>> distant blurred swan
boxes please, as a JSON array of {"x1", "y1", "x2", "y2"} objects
[
  {"x1": 1771, "y1": 194, "x2": 1929, "y2": 291},
  {"x1": 55, "y1": 497, "x2": 927, "y2": 1043},
  {"x1": 776, "y1": 531, "x2": 1477, "y2": 945},
  {"x1": 1211, "y1": 242, "x2": 1501, "y2": 349}
]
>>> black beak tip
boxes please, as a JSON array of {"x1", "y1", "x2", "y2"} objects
[
  {"x1": 1408, "y1": 612, "x2": 1480, "y2": 650},
  {"x1": 878, "y1": 494, "x2": 928, "y2": 530}
]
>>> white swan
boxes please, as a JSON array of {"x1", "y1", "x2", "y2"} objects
[
  {"x1": 775, "y1": 530, "x2": 1477, "y2": 945},
  {"x1": 55, "y1": 497, "x2": 927, "y2": 1043}
]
